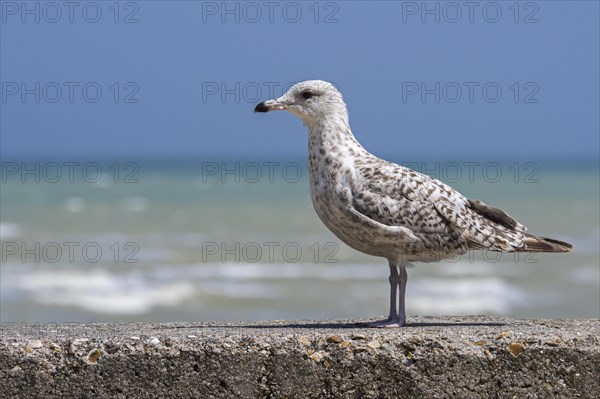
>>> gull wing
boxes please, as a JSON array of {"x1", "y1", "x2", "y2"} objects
[{"x1": 351, "y1": 161, "x2": 527, "y2": 251}]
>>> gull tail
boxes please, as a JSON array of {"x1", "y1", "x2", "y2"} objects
[{"x1": 519, "y1": 234, "x2": 573, "y2": 253}]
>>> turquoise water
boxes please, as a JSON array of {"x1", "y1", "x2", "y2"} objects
[{"x1": 1, "y1": 160, "x2": 598, "y2": 322}]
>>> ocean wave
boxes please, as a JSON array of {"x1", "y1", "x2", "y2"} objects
[
  {"x1": 9, "y1": 269, "x2": 195, "y2": 315},
  {"x1": 436, "y1": 261, "x2": 526, "y2": 277},
  {"x1": 410, "y1": 277, "x2": 527, "y2": 315},
  {"x1": 1, "y1": 260, "x2": 531, "y2": 317}
]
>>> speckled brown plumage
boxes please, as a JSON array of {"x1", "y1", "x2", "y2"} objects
[{"x1": 255, "y1": 80, "x2": 572, "y2": 327}]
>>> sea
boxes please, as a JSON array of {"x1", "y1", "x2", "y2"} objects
[{"x1": 1, "y1": 158, "x2": 598, "y2": 323}]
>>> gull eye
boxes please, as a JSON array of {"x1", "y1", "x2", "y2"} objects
[{"x1": 302, "y1": 91, "x2": 314, "y2": 100}]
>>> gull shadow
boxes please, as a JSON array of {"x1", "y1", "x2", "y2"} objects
[
  {"x1": 161, "y1": 320, "x2": 507, "y2": 330},
  {"x1": 216, "y1": 321, "x2": 364, "y2": 329},
  {"x1": 160, "y1": 321, "x2": 362, "y2": 330},
  {"x1": 406, "y1": 321, "x2": 506, "y2": 328}
]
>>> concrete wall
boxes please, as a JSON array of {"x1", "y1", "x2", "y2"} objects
[{"x1": 1, "y1": 316, "x2": 598, "y2": 398}]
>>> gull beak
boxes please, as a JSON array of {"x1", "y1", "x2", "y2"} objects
[{"x1": 254, "y1": 99, "x2": 288, "y2": 113}]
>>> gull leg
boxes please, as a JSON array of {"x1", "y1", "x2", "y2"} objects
[
  {"x1": 367, "y1": 261, "x2": 403, "y2": 328},
  {"x1": 386, "y1": 261, "x2": 398, "y2": 320},
  {"x1": 397, "y1": 263, "x2": 408, "y2": 326}
]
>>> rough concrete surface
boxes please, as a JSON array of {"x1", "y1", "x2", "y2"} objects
[{"x1": 0, "y1": 316, "x2": 598, "y2": 399}]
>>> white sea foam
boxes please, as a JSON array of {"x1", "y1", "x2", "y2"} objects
[
  {"x1": 36, "y1": 283, "x2": 195, "y2": 314},
  {"x1": 178, "y1": 262, "x2": 383, "y2": 281},
  {"x1": 199, "y1": 281, "x2": 286, "y2": 299},
  {"x1": 11, "y1": 269, "x2": 195, "y2": 315},
  {"x1": 410, "y1": 277, "x2": 527, "y2": 315},
  {"x1": 437, "y1": 261, "x2": 526, "y2": 277},
  {"x1": 0, "y1": 222, "x2": 22, "y2": 239},
  {"x1": 0, "y1": 260, "x2": 568, "y2": 317}
]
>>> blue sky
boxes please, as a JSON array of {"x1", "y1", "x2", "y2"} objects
[{"x1": 1, "y1": 1, "x2": 598, "y2": 161}]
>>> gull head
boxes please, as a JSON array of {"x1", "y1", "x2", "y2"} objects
[{"x1": 254, "y1": 80, "x2": 347, "y2": 125}]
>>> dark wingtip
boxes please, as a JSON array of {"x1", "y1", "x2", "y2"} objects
[
  {"x1": 522, "y1": 235, "x2": 573, "y2": 253},
  {"x1": 254, "y1": 101, "x2": 269, "y2": 113}
]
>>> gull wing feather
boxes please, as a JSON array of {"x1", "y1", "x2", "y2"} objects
[{"x1": 351, "y1": 161, "x2": 528, "y2": 251}]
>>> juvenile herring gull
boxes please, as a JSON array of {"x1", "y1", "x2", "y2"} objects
[{"x1": 254, "y1": 80, "x2": 572, "y2": 327}]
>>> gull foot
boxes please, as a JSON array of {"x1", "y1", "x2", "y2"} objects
[{"x1": 365, "y1": 317, "x2": 406, "y2": 328}]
